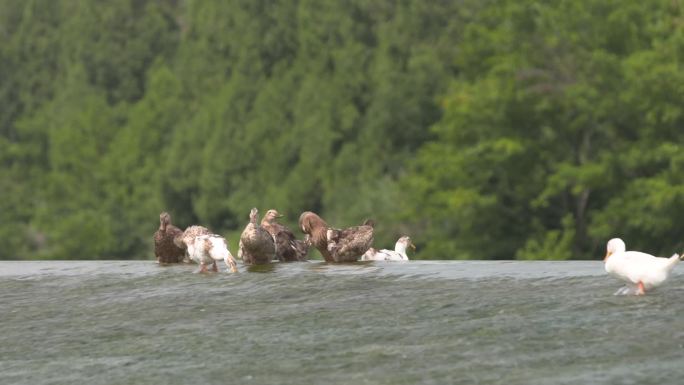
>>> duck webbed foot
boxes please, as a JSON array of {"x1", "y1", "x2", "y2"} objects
[
  {"x1": 636, "y1": 281, "x2": 646, "y2": 295},
  {"x1": 614, "y1": 285, "x2": 645, "y2": 296},
  {"x1": 197, "y1": 263, "x2": 209, "y2": 274}
]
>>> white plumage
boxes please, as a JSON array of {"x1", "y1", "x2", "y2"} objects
[
  {"x1": 188, "y1": 234, "x2": 238, "y2": 273},
  {"x1": 604, "y1": 238, "x2": 681, "y2": 295},
  {"x1": 361, "y1": 236, "x2": 415, "y2": 261}
]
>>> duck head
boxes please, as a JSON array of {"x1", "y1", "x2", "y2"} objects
[
  {"x1": 298, "y1": 211, "x2": 328, "y2": 235},
  {"x1": 396, "y1": 236, "x2": 416, "y2": 254},
  {"x1": 159, "y1": 212, "x2": 172, "y2": 231},
  {"x1": 604, "y1": 238, "x2": 626, "y2": 262},
  {"x1": 263, "y1": 209, "x2": 283, "y2": 223}
]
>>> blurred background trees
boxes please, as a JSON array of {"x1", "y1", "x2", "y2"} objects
[{"x1": 2, "y1": 0, "x2": 683, "y2": 260}]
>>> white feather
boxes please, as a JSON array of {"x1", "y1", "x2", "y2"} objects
[
  {"x1": 189, "y1": 235, "x2": 237, "y2": 272},
  {"x1": 604, "y1": 238, "x2": 680, "y2": 294},
  {"x1": 361, "y1": 237, "x2": 412, "y2": 261}
]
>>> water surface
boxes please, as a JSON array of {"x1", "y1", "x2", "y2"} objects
[{"x1": 1, "y1": 261, "x2": 683, "y2": 385}]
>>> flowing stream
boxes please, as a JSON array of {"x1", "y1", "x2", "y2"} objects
[{"x1": 1, "y1": 260, "x2": 683, "y2": 384}]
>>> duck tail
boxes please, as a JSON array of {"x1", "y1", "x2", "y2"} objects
[
  {"x1": 210, "y1": 237, "x2": 238, "y2": 273},
  {"x1": 212, "y1": 242, "x2": 238, "y2": 272},
  {"x1": 224, "y1": 251, "x2": 238, "y2": 273}
]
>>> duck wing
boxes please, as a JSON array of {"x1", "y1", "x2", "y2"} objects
[
  {"x1": 154, "y1": 225, "x2": 185, "y2": 263},
  {"x1": 327, "y1": 224, "x2": 374, "y2": 262},
  {"x1": 379, "y1": 249, "x2": 405, "y2": 261},
  {"x1": 239, "y1": 223, "x2": 275, "y2": 264},
  {"x1": 176, "y1": 225, "x2": 211, "y2": 248},
  {"x1": 608, "y1": 251, "x2": 679, "y2": 287},
  {"x1": 361, "y1": 248, "x2": 384, "y2": 261},
  {"x1": 274, "y1": 228, "x2": 309, "y2": 262},
  {"x1": 291, "y1": 238, "x2": 309, "y2": 261},
  {"x1": 361, "y1": 248, "x2": 403, "y2": 261}
]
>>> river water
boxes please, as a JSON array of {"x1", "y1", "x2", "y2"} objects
[{"x1": 1, "y1": 260, "x2": 683, "y2": 385}]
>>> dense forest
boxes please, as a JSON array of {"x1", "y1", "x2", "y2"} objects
[{"x1": 2, "y1": 0, "x2": 684, "y2": 260}]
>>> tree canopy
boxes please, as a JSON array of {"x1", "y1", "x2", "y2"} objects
[{"x1": 2, "y1": 0, "x2": 683, "y2": 260}]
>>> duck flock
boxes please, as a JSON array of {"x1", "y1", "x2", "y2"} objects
[
  {"x1": 154, "y1": 209, "x2": 414, "y2": 272},
  {"x1": 154, "y1": 209, "x2": 683, "y2": 296}
]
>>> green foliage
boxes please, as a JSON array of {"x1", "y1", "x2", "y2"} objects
[
  {"x1": 2, "y1": 0, "x2": 684, "y2": 260},
  {"x1": 402, "y1": 0, "x2": 684, "y2": 259}
]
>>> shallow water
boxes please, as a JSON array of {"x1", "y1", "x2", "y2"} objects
[{"x1": 1, "y1": 260, "x2": 683, "y2": 385}]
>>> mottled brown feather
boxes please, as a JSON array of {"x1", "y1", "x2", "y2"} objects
[
  {"x1": 172, "y1": 225, "x2": 212, "y2": 264},
  {"x1": 298, "y1": 211, "x2": 373, "y2": 262},
  {"x1": 298, "y1": 211, "x2": 333, "y2": 262},
  {"x1": 239, "y1": 208, "x2": 275, "y2": 265},
  {"x1": 262, "y1": 210, "x2": 309, "y2": 262},
  {"x1": 203, "y1": 237, "x2": 213, "y2": 256},
  {"x1": 153, "y1": 212, "x2": 185, "y2": 263},
  {"x1": 327, "y1": 224, "x2": 374, "y2": 262},
  {"x1": 175, "y1": 225, "x2": 212, "y2": 249}
]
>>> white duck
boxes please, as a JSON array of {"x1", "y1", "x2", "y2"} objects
[
  {"x1": 604, "y1": 238, "x2": 682, "y2": 295},
  {"x1": 187, "y1": 234, "x2": 238, "y2": 273},
  {"x1": 361, "y1": 236, "x2": 415, "y2": 261}
]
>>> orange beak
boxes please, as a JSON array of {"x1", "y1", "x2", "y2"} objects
[{"x1": 603, "y1": 251, "x2": 611, "y2": 262}]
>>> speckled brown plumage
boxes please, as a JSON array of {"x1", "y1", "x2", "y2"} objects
[
  {"x1": 173, "y1": 225, "x2": 212, "y2": 263},
  {"x1": 238, "y1": 208, "x2": 275, "y2": 265},
  {"x1": 153, "y1": 212, "x2": 185, "y2": 263},
  {"x1": 299, "y1": 211, "x2": 374, "y2": 262},
  {"x1": 326, "y1": 222, "x2": 374, "y2": 262},
  {"x1": 298, "y1": 211, "x2": 333, "y2": 262},
  {"x1": 261, "y1": 209, "x2": 308, "y2": 262},
  {"x1": 175, "y1": 225, "x2": 212, "y2": 248}
]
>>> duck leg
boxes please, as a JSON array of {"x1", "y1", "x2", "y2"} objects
[
  {"x1": 225, "y1": 255, "x2": 238, "y2": 273},
  {"x1": 636, "y1": 281, "x2": 646, "y2": 295},
  {"x1": 198, "y1": 262, "x2": 208, "y2": 273},
  {"x1": 211, "y1": 261, "x2": 218, "y2": 272}
]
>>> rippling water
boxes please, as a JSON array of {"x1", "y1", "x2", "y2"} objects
[{"x1": 2, "y1": 260, "x2": 684, "y2": 385}]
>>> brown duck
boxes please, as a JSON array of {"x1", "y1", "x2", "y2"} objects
[
  {"x1": 238, "y1": 208, "x2": 276, "y2": 265},
  {"x1": 298, "y1": 211, "x2": 374, "y2": 262},
  {"x1": 261, "y1": 209, "x2": 309, "y2": 262},
  {"x1": 153, "y1": 212, "x2": 185, "y2": 263}
]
